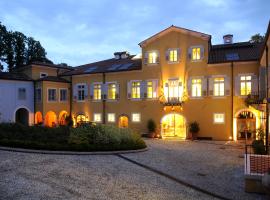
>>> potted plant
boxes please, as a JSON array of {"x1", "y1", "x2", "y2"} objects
[
  {"x1": 147, "y1": 119, "x2": 157, "y2": 138},
  {"x1": 262, "y1": 169, "x2": 270, "y2": 195},
  {"x1": 188, "y1": 121, "x2": 200, "y2": 140},
  {"x1": 252, "y1": 128, "x2": 266, "y2": 154}
]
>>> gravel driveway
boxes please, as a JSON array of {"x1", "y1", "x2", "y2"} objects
[{"x1": 0, "y1": 139, "x2": 267, "y2": 200}]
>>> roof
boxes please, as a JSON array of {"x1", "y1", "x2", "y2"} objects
[
  {"x1": 208, "y1": 42, "x2": 263, "y2": 64},
  {"x1": 37, "y1": 76, "x2": 70, "y2": 83},
  {"x1": 259, "y1": 20, "x2": 270, "y2": 59},
  {"x1": 30, "y1": 61, "x2": 74, "y2": 70},
  {"x1": 139, "y1": 25, "x2": 211, "y2": 47},
  {"x1": 0, "y1": 72, "x2": 32, "y2": 81},
  {"x1": 62, "y1": 55, "x2": 142, "y2": 76}
]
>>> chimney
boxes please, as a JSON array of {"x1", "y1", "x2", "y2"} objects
[
  {"x1": 223, "y1": 34, "x2": 233, "y2": 44},
  {"x1": 114, "y1": 51, "x2": 130, "y2": 59}
]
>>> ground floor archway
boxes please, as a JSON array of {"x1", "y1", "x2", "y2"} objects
[
  {"x1": 161, "y1": 113, "x2": 186, "y2": 138},
  {"x1": 235, "y1": 110, "x2": 256, "y2": 140},
  {"x1": 15, "y1": 108, "x2": 29, "y2": 126},
  {"x1": 35, "y1": 111, "x2": 43, "y2": 125},
  {"x1": 44, "y1": 111, "x2": 57, "y2": 127},
  {"x1": 59, "y1": 111, "x2": 68, "y2": 126},
  {"x1": 118, "y1": 115, "x2": 128, "y2": 128}
]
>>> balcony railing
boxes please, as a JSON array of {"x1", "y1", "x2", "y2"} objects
[
  {"x1": 245, "y1": 91, "x2": 267, "y2": 105},
  {"x1": 162, "y1": 96, "x2": 184, "y2": 106}
]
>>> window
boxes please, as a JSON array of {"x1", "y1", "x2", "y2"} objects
[
  {"x1": 107, "y1": 113, "x2": 115, "y2": 122},
  {"x1": 132, "y1": 113, "x2": 141, "y2": 122},
  {"x1": 93, "y1": 83, "x2": 102, "y2": 100},
  {"x1": 36, "y1": 88, "x2": 41, "y2": 102},
  {"x1": 48, "y1": 89, "x2": 57, "y2": 101},
  {"x1": 214, "y1": 77, "x2": 225, "y2": 96},
  {"x1": 146, "y1": 80, "x2": 158, "y2": 99},
  {"x1": 40, "y1": 72, "x2": 48, "y2": 78},
  {"x1": 148, "y1": 51, "x2": 158, "y2": 64},
  {"x1": 191, "y1": 47, "x2": 201, "y2": 61},
  {"x1": 108, "y1": 83, "x2": 116, "y2": 100},
  {"x1": 240, "y1": 75, "x2": 252, "y2": 96},
  {"x1": 60, "y1": 89, "x2": 67, "y2": 101},
  {"x1": 169, "y1": 49, "x2": 178, "y2": 62},
  {"x1": 132, "y1": 81, "x2": 141, "y2": 99},
  {"x1": 18, "y1": 88, "x2": 26, "y2": 100},
  {"x1": 77, "y1": 84, "x2": 85, "y2": 101},
  {"x1": 213, "y1": 113, "x2": 225, "y2": 124},
  {"x1": 93, "y1": 113, "x2": 102, "y2": 123},
  {"x1": 191, "y1": 79, "x2": 202, "y2": 97}
]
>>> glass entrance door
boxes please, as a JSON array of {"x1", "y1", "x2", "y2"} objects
[{"x1": 161, "y1": 114, "x2": 186, "y2": 138}]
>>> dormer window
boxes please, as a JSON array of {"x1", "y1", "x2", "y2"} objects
[{"x1": 40, "y1": 72, "x2": 48, "y2": 78}]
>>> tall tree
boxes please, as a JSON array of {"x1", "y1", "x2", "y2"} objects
[
  {"x1": 4, "y1": 31, "x2": 15, "y2": 71},
  {"x1": 0, "y1": 22, "x2": 7, "y2": 70},
  {"x1": 13, "y1": 31, "x2": 27, "y2": 68},
  {"x1": 250, "y1": 33, "x2": 265, "y2": 43}
]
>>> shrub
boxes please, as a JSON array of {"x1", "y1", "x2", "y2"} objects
[
  {"x1": 252, "y1": 140, "x2": 266, "y2": 155},
  {"x1": 188, "y1": 121, "x2": 200, "y2": 134},
  {"x1": 147, "y1": 119, "x2": 156, "y2": 133}
]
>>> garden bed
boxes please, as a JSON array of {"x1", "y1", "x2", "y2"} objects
[{"x1": 0, "y1": 123, "x2": 146, "y2": 151}]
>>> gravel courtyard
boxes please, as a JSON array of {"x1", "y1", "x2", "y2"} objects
[{"x1": 0, "y1": 139, "x2": 267, "y2": 200}]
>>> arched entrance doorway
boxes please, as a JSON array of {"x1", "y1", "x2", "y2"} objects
[
  {"x1": 118, "y1": 115, "x2": 128, "y2": 128},
  {"x1": 15, "y1": 108, "x2": 29, "y2": 126},
  {"x1": 236, "y1": 110, "x2": 256, "y2": 140},
  {"x1": 35, "y1": 111, "x2": 43, "y2": 125},
  {"x1": 59, "y1": 111, "x2": 68, "y2": 126},
  {"x1": 161, "y1": 113, "x2": 186, "y2": 138},
  {"x1": 44, "y1": 111, "x2": 57, "y2": 127}
]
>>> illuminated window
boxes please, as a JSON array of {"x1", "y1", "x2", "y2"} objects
[
  {"x1": 60, "y1": 89, "x2": 67, "y2": 101},
  {"x1": 240, "y1": 75, "x2": 252, "y2": 96},
  {"x1": 148, "y1": 51, "x2": 158, "y2": 64},
  {"x1": 191, "y1": 79, "x2": 202, "y2": 97},
  {"x1": 167, "y1": 79, "x2": 182, "y2": 101},
  {"x1": 77, "y1": 84, "x2": 85, "y2": 101},
  {"x1": 132, "y1": 113, "x2": 141, "y2": 122},
  {"x1": 146, "y1": 80, "x2": 158, "y2": 99},
  {"x1": 191, "y1": 47, "x2": 201, "y2": 61},
  {"x1": 213, "y1": 113, "x2": 225, "y2": 124},
  {"x1": 214, "y1": 77, "x2": 225, "y2": 96},
  {"x1": 108, "y1": 83, "x2": 116, "y2": 100},
  {"x1": 93, "y1": 113, "x2": 102, "y2": 122},
  {"x1": 93, "y1": 83, "x2": 102, "y2": 100},
  {"x1": 107, "y1": 113, "x2": 115, "y2": 122},
  {"x1": 48, "y1": 89, "x2": 57, "y2": 101},
  {"x1": 132, "y1": 81, "x2": 141, "y2": 99},
  {"x1": 18, "y1": 88, "x2": 26, "y2": 100},
  {"x1": 169, "y1": 49, "x2": 178, "y2": 62}
]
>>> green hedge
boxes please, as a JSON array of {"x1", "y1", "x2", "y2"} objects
[{"x1": 0, "y1": 123, "x2": 146, "y2": 151}]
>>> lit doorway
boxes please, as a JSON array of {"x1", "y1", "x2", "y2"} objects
[
  {"x1": 161, "y1": 113, "x2": 186, "y2": 138},
  {"x1": 236, "y1": 111, "x2": 256, "y2": 140},
  {"x1": 118, "y1": 115, "x2": 128, "y2": 128}
]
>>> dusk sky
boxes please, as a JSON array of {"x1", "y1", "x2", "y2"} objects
[{"x1": 0, "y1": 0, "x2": 269, "y2": 66}]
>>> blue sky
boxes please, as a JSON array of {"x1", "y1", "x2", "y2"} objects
[{"x1": 0, "y1": 0, "x2": 269, "y2": 66}]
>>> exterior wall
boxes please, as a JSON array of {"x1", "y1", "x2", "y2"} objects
[{"x1": 0, "y1": 79, "x2": 34, "y2": 125}]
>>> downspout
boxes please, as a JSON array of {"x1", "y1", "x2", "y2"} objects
[
  {"x1": 33, "y1": 80, "x2": 36, "y2": 125},
  {"x1": 266, "y1": 45, "x2": 269, "y2": 153},
  {"x1": 102, "y1": 72, "x2": 106, "y2": 124},
  {"x1": 70, "y1": 76, "x2": 73, "y2": 119},
  {"x1": 231, "y1": 62, "x2": 234, "y2": 140}
]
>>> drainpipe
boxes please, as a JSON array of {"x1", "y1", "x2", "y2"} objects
[
  {"x1": 102, "y1": 72, "x2": 106, "y2": 124},
  {"x1": 70, "y1": 76, "x2": 73, "y2": 119},
  {"x1": 33, "y1": 80, "x2": 36, "y2": 125},
  {"x1": 266, "y1": 45, "x2": 269, "y2": 153},
  {"x1": 231, "y1": 62, "x2": 234, "y2": 140}
]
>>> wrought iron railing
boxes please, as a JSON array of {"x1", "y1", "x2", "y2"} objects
[
  {"x1": 163, "y1": 97, "x2": 184, "y2": 106},
  {"x1": 245, "y1": 91, "x2": 267, "y2": 105}
]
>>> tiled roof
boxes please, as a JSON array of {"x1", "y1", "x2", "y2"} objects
[
  {"x1": 37, "y1": 76, "x2": 70, "y2": 83},
  {"x1": 62, "y1": 55, "x2": 142, "y2": 76},
  {"x1": 208, "y1": 42, "x2": 263, "y2": 64},
  {"x1": 0, "y1": 72, "x2": 32, "y2": 81},
  {"x1": 30, "y1": 61, "x2": 74, "y2": 70}
]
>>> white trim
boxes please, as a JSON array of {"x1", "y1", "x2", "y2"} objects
[
  {"x1": 92, "y1": 82, "x2": 102, "y2": 101},
  {"x1": 77, "y1": 83, "x2": 87, "y2": 102},
  {"x1": 107, "y1": 113, "x2": 116, "y2": 123},
  {"x1": 93, "y1": 113, "x2": 102, "y2": 123},
  {"x1": 213, "y1": 113, "x2": 225, "y2": 124},
  {"x1": 131, "y1": 113, "x2": 141, "y2": 123},
  {"x1": 189, "y1": 45, "x2": 204, "y2": 62},
  {"x1": 47, "y1": 88, "x2": 57, "y2": 102},
  {"x1": 167, "y1": 48, "x2": 180, "y2": 64},
  {"x1": 59, "y1": 88, "x2": 68, "y2": 102},
  {"x1": 106, "y1": 81, "x2": 118, "y2": 101},
  {"x1": 13, "y1": 106, "x2": 32, "y2": 125},
  {"x1": 130, "y1": 80, "x2": 142, "y2": 100},
  {"x1": 146, "y1": 50, "x2": 159, "y2": 65}
]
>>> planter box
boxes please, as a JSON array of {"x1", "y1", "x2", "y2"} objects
[{"x1": 245, "y1": 154, "x2": 270, "y2": 175}]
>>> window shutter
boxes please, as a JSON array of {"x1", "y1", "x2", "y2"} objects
[
  {"x1": 202, "y1": 77, "x2": 207, "y2": 97},
  {"x1": 116, "y1": 83, "x2": 120, "y2": 100},
  {"x1": 188, "y1": 48, "x2": 192, "y2": 60},
  {"x1": 84, "y1": 84, "x2": 88, "y2": 98},
  {"x1": 208, "y1": 77, "x2": 214, "y2": 96},
  {"x1": 127, "y1": 81, "x2": 131, "y2": 99},
  {"x1": 73, "y1": 84, "x2": 78, "y2": 101},
  {"x1": 140, "y1": 81, "x2": 146, "y2": 99},
  {"x1": 144, "y1": 52, "x2": 148, "y2": 65},
  {"x1": 154, "y1": 80, "x2": 158, "y2": 98},
  {"x1": 225, "y1": 76, "x2": 230, "y2": 96},
  {"x1": 102, "y1": 83, "x2": 108, "y2": 100},
  {"x1": 89, "y1": 83, "x2": 94, "y2": 100},
  {"x1": 251, "y1": 75, "x2": 258, "y2": 94},
  {"x1": 165, "y1": 50, "x2": 169, "y2": 61},
  {"x1": 156, "y1": 51, "x2": 160, "y2": 64},
  {"x1": 200, "y1": 47, "x2": 204, "y2": 60},
  {"x1": 234, "y1": 76, "x2": 240, "y2": 96},
  {"x1": 177, "y1": 48, "x2": 181, "y2": 61},
  {"x1": 187, "y1": 78, "x2": 192, "y2": 97}
]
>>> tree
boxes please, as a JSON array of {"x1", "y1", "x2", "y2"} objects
[
  {"x1": 250, "y1": 33, "x2": 265, "y2": 43},
  {"x1": 13, "y1": 31, "x2": 27, "y2": 68},
  {"x1": 0, "y1": 22, "x2": 7, "y2": 69},
  {"x1": 4, "y1": 31, "x2": 15, "y2": 71}
]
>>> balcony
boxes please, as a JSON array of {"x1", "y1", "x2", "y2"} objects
[
  {"x1": 245, "y1": 91, "x2": 267, "y2": 106},
  {"x1": 162, "y1": 96, "x2": 184, "y2": 106}
]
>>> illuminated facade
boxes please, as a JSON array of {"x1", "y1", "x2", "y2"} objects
[{"x1": 1, "y1": 22, "x2": 269, "y2": 141}]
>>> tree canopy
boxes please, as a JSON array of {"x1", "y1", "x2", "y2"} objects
[
  {"x1": 0, "y1": 22, "x2": 53, "y2": 72},
  {"x1": 250, "y1": 33, "x2": 265, "y2": 43}
]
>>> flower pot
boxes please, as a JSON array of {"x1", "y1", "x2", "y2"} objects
[{"x1": 262, "y1": 172, "x2": 270, "y2": 195}]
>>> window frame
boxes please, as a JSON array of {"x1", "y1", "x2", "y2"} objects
[
  {"x1": 213, "y1": 77, "x2": 225, "y2": 97},
  {"x1": 36, "y1": 88, "x2": 42, "y2": 102},
  {"x1": 167, "y1": 48, "x2": 179, "y2": 63},
  {"x1": 40, "y1": 72, "x2": 48, "y2": 78},
  {"x1": 147, "y1": 50, "x2": 159, "y2": 65},
  {"x1": 77, "y1": 83, "x2": 86, "y2": 102},
  {"x1": 239, "y1": 75, "x2": 252, "y2": 96},
  {"x1": 191, "y1": 78, "x2": 202, "y2": 98},
  {"x1": 93, "y1": 113, "x2": 102, "y2": 123},
  {"x1": 213, "y1": 113, "x2": 225, "y2": 124},
  {"x1": 107, "y1": 113, "x2": 116, "y2": 123},
  {"x1": 18, "y1": 88, "x2": 26, "y2": 100},
  {"x1": 59, "y1": 88, "x2": 68, "y2": 102},
  {"x1": 131, "y1": 113, "x2": 141, "y2": 123},
  {"x1": 47, "y1": 88, "x2": 57, "y2": 102},
  {"x1": 190, "y1": 45, "x2": 203, "y2": 62},
  {"x1": 146, "y1": 79, "x2": 158, "y2": 100},
  {"x1": 131, "y1": 80, "x2": 142, "y2": 100},
  {"x1": 107, "y1": 82, "x2": 117, "y2": 101},
  {"x1": 93, "y1": 82, "x2": 102, "y2": 101}
]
